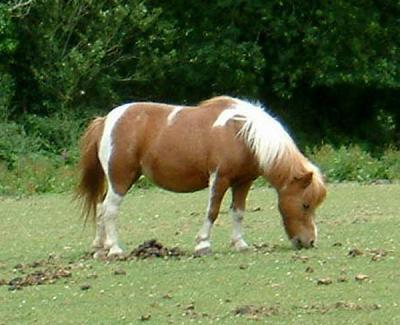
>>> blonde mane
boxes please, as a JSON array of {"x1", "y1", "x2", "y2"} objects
[{"x1": 214, "y1": 98, "x2": 324, "y2": 189}]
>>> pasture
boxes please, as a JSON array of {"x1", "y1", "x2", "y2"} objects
[{"x1": 0, "y1": 183, "x2": 399, "y2": 324}]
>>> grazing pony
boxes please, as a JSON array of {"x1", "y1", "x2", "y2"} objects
[{"x1": 76, "y1": 96, "x2": 326, "y2": 257}]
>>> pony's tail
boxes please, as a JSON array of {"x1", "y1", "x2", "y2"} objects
[{"x1": 75, "y1": 117, "x2": 106, "y2": 225}]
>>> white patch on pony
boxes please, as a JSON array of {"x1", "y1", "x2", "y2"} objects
[
  {"x1": 313, "y1": 220, "x2": 318, "y2": 245},
  {"x1": 213, "y1": 98, "x2": 296, "y2": 171},
  {"x1": 167, "y1": 106, "x2": 184, "y2": 125},
  {"x1": 102, "y1": 187, "x2": 123, "y2": 256},
  {"x1": 99, "y1": 103, "x2": 133, "y2": 177},
  {"x1": 206, "y1": 171, "x2": 217, "y2": 210},
  {"x1": 212, "y1": 108, "x2": 245, "y2": 127},
  {"x1": 230, "y1": 209, "x2": 244, "y2": 241},
  {"x1": 92, "y1": 202, "x2": 106, "y2": 250},
  {"x1": 195, "y1": 172, "x2": 217, "y2": 252},
  {"x1": 230, "y1": 208, "x2": 249, "y2": 251},
  {"x1": 96, "y1": 103, "x2": 134, "y2": 257},
  {"x1": 196, "y1": 218, "x2": 212, "y2": 241},
  {"x1": 195, "y1": 218, "x2": 212, "y2": 253}
]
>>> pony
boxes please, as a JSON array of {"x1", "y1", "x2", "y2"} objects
[{"x1": 76, "y1": 96, "x2": 326, "y2": 258}]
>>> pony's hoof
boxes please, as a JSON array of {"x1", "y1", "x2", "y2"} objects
[
  {"x1": 194, "y1": 247, "x2": 212, "y2": 257},
  {"x1": 93, "y1": 249, "x2": 107, "y2": 260},
  {"x1": 232, "y1": 239, "x2": 250, "y2": 252},
  {"x1": 107, "y1": 246, "x2": 124, "y2": 258},
  {"x1": 194, "y1": 241, "x2": 212, "y2": 257}
]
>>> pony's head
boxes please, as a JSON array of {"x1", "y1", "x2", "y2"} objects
[
  {"x1": 223, "y1": 97, "x2": 327, "y2": 249},
  {"x1": 278, "y1": 171, "x2": 326, "y2": 249}
]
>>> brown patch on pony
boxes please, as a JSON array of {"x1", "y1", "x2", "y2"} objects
[
  {"x1": 75, "y1": 117, "x2": 106, "y2": 224},
  {"x1": 107, "y1": 99, "x2": 260, "y2": 194}
]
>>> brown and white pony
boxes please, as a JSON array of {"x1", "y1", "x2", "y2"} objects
[{"x1": 76, "y1": 96, "x2": 326, "y2": 257}]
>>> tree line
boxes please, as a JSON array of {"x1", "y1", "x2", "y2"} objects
[{"x1": 1, "y1": 0, "x2": 399, "y2": 161}]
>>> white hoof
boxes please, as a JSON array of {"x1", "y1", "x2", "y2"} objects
[
  {"x1": 194, "y1": 240, "x2": 211, "y2": 256},
  {"x1": 107, "y1": 245, "x2": 123, "y2": 257},
  {"x1": 232, "y1": 239, "x2": 249, "y2": 252},
  {"x1": 93, "y1": 249, "x2": 107, "y2": 260}
]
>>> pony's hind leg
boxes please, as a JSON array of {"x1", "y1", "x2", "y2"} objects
[
  {"x1": 230, "y1": 181, "x2": 253, "y2": 251},
  {"x1": 102, "y1": 187, "x2": 124, "y2": 257},
  {"x1": 101, "y1": 165, "x2": 141, "y2": 257},
  {"x1": 92, "y1": 202, "x2": 106, "y2": 258},
  {"x1": 195, "y1": 172, "x2": 230, "y2": 255}
]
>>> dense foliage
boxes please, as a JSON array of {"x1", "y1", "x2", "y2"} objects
[
  {"x1": 1, "y1": 144, "x2": 399, "y2": 195},
  {"x1": 0, "y1": 1, "x2": 399, "y2": 192}
]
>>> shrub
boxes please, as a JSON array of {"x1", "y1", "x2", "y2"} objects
[
  {"x1": 381, "y1": 147, "x2": 400, "y2": 180},
  {"x1": 0, "y1": 154, "x2": 76, "y2": 195},
  {"x1": 1, "y1": 143, "x2": 399, "y2": 196},
  {"x1": 22, "y1": 113, "x2": 83, "y2": 159},
  {"x1": 307, "y1": 144, "x2": 395, "y2": 182},
  {"x1": 0, "y1": 121, "x2": 40, "y2": 168}
]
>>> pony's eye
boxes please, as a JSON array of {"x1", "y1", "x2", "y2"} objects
[{"x1": 303, "y1": 203, "x2": 310, "y2": 210}]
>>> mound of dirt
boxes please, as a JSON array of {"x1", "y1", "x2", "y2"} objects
[
  {"x1": 80, "y1": 239, "x2": 186, "y2": 261},
  {"x1": 128, "y1": 239, "x2": 185, "y2": 259},
  {"x1": 233, "y1": 304, "x2": 281, "y2": 318},
  {"x1": 5, "y1": 268, "x2": 71, "y2": 291}
]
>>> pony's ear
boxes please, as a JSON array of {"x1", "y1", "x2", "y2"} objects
[{"x1": 294, "y1": 172, "x2": 313, "y2": 189}]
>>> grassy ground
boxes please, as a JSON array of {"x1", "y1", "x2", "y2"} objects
[{"x1": 0, "y1": 183, "x2": 399, "y2": 324}]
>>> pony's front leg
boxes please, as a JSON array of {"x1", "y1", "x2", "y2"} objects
[
  {"x1": 195, "y1": 173, "x2": 229, "y2": 255},
  {"x1": 230, "y1": 209, "x2": 249, "y2": 251},
  {"x1": 230, "y1": 181, "x2": 253, "y2": 251}
]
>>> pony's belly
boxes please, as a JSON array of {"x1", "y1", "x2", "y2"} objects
[
  {"x1": 145, "y1": 172, "x2": 209, "y2": 193},
  {"x1": 141, "y1": 163, "x2": 209, "y2": 193}
]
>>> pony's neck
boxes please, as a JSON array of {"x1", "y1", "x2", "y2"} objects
[{"x1": 263, "y1": 147, "x2": 310, "y2": 190}]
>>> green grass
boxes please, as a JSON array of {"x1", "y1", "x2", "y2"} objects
[{"x1": 0, "y1": 184, "x2": 399, "y2": 324}]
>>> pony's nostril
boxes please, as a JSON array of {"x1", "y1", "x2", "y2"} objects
[
  {"x1": 294, "y1": 238, "x2": 302, "y2": 249},
  {"x1": 310, "y1": 240, "x2": 315, "y2": 247}
]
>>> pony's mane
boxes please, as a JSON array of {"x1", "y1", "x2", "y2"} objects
[
  {"x1": 213, "y1": 98, "x2": 295, "y2": 168},
  {"x1": 213, "y1": 97, "x2": 324, "y2": 189}
]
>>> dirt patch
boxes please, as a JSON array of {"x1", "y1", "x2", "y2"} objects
[
  {"x1": 292, "y1": 254, "x2": 310, "y2": 263},
  {"x1": 233, "y1": 301, "x2": 381, "y2": 319},
  {"x1": 300, "y1": 301, "x2": 382, "y2": 314},
  {"x1": 81, "y1": 239, "x2": 187, "y2": 261},
  {"x1": 5, "y1": 266, "x2": 72, "y2": 291},
  {"x1": 128, "y1": 239, "x2": 185, "y2": 259},
  {"x1": 348, "y1": 248, "x2": 363, "y2": 257},
  {"x1": 368, "y1": 248, "x2": 389, "y2": 261},
  {"x1": 347, "y1": 247, "x2": 390, "y2": 261},
  {"x1": 1, "y1": 239, "x2": 184, "y2": 290},
  {"x1": 233, "y1": 304, "x2": 281, "y2": 319},
  {"x1": 252, "y1": 243, "x2": 278, "y2": 254}
]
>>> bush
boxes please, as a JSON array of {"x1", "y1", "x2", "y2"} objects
[
  {"x1": 0, "y1": 154, "x2": 76, "y2": 195},
  {"x1": 307, "y1": 144, "x2": 399, "y2": 182},
  {"x1": 1, "y1": 142, "x2": 399, "y2": 196},
  {"x1": 0, "y1": 121, "x2": 40, "y2": 167},
  {"x1": 22, "y1": 113, "x2": 83, "y2": 159},
  {"x1": 381, "y1": 147, "x2": 400, "y2": 180}
]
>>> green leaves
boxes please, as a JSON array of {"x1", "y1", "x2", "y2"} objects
[
  {"x1": 0, "y1": 4, "x2": 17, "y2": 119},
  {"x1": 0, "y1": 0, "x2": 399, "y2": 153},
  {"x1": 3, "y1": 0, "x2": 400, "y2": 106}
]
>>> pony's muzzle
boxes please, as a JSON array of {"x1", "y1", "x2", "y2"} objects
[{"x1": 292, "y1": 237, "x2": 315, "y2": 249}]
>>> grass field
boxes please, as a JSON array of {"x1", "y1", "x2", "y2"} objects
[{"x1": 0, "y1": 183, "x2": 399, "y2": 324}]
